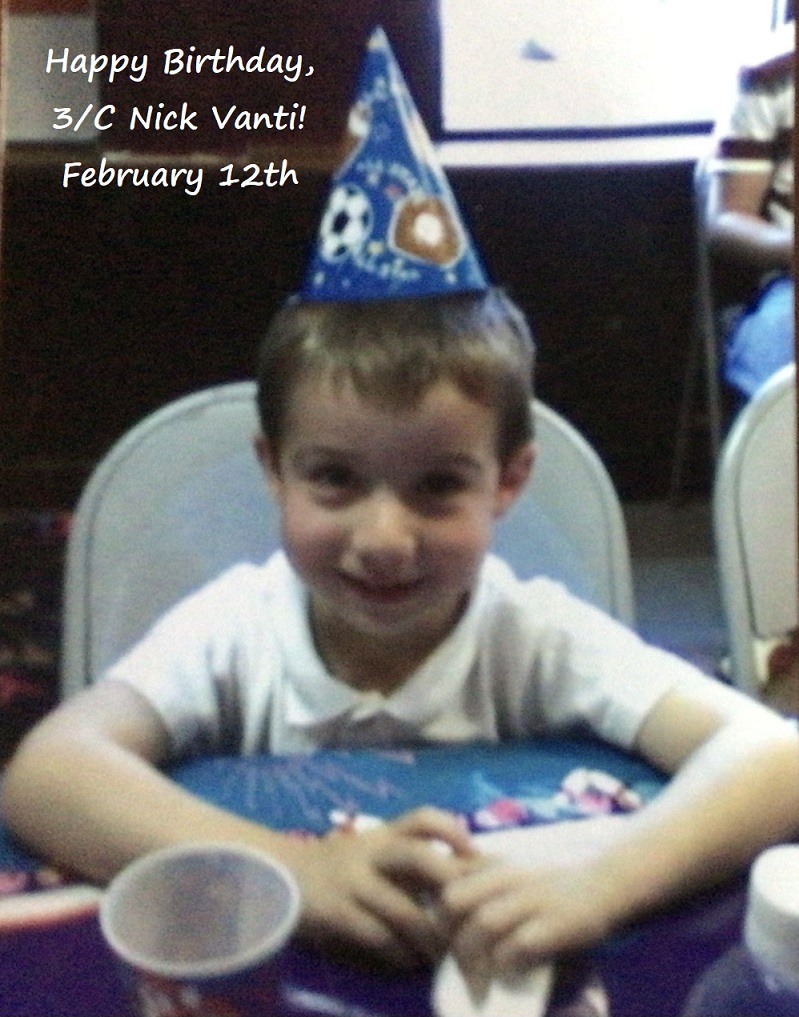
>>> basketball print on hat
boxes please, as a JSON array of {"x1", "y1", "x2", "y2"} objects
[{"x1": 302, "y1": 26, "x2": 489, "y2": 300}]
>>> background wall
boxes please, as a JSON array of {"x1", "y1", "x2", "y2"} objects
[{"x1": 0, "y1": 1, "x2": 710, "y2": 508}]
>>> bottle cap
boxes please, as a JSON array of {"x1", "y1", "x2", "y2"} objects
[{"x1": 745, "y1": 844, "x2": 799, "y2": 992}]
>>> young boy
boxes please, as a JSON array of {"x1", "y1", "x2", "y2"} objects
[
  {"x1": 3, "y1": 27, "x2": 798, "y2": 983},
  {"x1": 2, "y1": 288, "x2": 798, "y2": 979}
]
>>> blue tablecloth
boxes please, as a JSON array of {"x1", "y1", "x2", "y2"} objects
[{"x1": 0, "y1": 738, "x2": 745, "y2": 1017}]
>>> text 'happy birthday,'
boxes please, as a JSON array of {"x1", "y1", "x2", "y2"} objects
[{"x1": 45, "y1": 46, "x2": 313, "y2": 84}]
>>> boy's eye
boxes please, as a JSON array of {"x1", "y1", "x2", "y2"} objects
[
  {"x1": 418, "y1": 472, "x2": 468, "y2": 498},
  {"x1": 307, "y1": 464, "x2": 357, "y2": 489}
]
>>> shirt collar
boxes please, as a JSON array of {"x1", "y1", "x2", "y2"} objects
[{"x1": 273, "y1": 553, "x2": 488, "y2": 732}]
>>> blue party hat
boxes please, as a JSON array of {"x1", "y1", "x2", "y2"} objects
[{"x1": 301, "y1": 26, "x2": 489, "y2": 301}]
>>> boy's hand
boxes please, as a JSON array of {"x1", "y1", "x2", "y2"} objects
[
  {"x1": 290, "y1": 806, "x2": 474, "y2": 968},
  {"x1": 441, "y1": 817, "x2": 629, "y2": 978}
]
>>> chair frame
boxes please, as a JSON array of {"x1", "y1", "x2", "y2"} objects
[
  {"x1": 669, "y1": 159, "x2": 726, "y2": 501},
  {"x1": 713, "y1": 363, "x2": 797, "y2": 695}
]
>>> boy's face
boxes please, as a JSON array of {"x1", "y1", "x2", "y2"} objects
[{"x1": 257, "y1": 370, "x2": 533, "y2": 682}]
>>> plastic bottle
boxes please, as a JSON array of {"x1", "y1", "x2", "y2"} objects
[{"x1": 682, "y1": 844, "x2": 799, "y2": 1016}]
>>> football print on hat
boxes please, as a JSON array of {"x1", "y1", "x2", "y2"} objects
[{"x1": 301, "y1": 26, "x2": 489, "y2": 301}]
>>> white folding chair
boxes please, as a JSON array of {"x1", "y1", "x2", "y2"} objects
[
  {"x1": 713, "y1": 363, "x2": 798, "y2": 695},
  {"x1": 669, "y1": 159, "x2": 726, "y2": 501},
  {"x1": 62, "y1": 382, "x2": 634, "y2": 697}
]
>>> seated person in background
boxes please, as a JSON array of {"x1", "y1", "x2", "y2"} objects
[
  {"x1": 4, "y1": 28, "x2": 798, "y2": 983},
  {"x1": 706, "y1": 20, "x2": 794, "y2": 402}
]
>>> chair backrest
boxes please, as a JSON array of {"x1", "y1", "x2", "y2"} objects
[
  {"x1": 713, "y1": 363, "x2": 798, "y2": 695},
  {"x1": 670, "y1": 159, "x2": 729, "y2": 499},
  {"x1": 691, "y1": 157, "x2": 726, "y2": 457},
  {"x1": 62, "y1": 382, "x2": 634, "y2": 697},
  {"x1": 671, "y1": 157, "x2": 770, "y2": 500}
]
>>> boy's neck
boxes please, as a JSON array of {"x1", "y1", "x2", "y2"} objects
[
  {"x1": 309, "y1": 596, "x2": 469, "y2": 697},
  {"x1": 317, "y1": 642, "x2": 423, "y2": 696}
]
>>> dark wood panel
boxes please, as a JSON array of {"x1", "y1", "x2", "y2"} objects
[
  {"x1": 2, "y1": 2, "x2": 714, "y2": 506},
  {"x1": 449, "y1": 162, "x2": 700, "y2": 499},
  {"x1": 0, "y1": 155, "x2": 327, "y2": 504},
  {"x1": 6, "y1": 0, "x2": 90, "y2": 11},
  {"x1": 0, "y1": 153, "x2": 707, "y2": 508}
]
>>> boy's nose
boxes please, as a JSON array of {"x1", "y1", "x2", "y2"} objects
[{"x1": 350, "y1": 491, "x2": 417, "y2": 569}]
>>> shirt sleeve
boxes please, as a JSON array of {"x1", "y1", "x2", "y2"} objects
[
  {"x1": 101, "y1": 564, "x2": 275, "y2": 759},
  {"x1": 710, "y1": 61, "x2": 793, "y2": 172},
  {"x1": 486, "y1": 576, "x2": 755, "y2": 750}
]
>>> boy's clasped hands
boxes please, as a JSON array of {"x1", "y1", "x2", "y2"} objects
[{"x1": 288, "y1": 804, "x2": 628, "y2": 976}]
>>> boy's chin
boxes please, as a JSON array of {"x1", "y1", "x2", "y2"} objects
[{"x1": 328, "y1": 585, "x2": 469, "y2": 642}]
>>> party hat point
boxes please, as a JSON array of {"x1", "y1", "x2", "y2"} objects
[{"x1": 301, "y1": 26, "x2": 489, "y2": 301}]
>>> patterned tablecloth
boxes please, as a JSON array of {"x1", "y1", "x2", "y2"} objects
[{"x1": 0, "y1": 737, "x2": 745, "y2": 1017}]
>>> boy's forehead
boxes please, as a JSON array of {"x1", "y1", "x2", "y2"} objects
[
  {"x1": 283, "y1": 369, "x2": 501, "y2": 446},
  {"x1": 288, "y1": 367, "x2": 468, "y2": 413}
]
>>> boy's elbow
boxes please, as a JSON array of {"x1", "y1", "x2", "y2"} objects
[
  {"x1": 1, "y1": 682, "x2": 169, "y2": 835},
  {"x1": 1, "y1": 716, "x2": 66, "y2": 838}
]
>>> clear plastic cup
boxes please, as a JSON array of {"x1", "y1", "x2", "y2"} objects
[{"x1": 99, "y1": 842, "x2": 301, "y2": 1017}]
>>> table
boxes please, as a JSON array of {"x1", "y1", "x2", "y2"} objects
[{"x1": 0, "y1": 738, "x2": 746, "y2": 1016}]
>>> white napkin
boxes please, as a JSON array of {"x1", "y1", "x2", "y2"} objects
[
  {"x1": 433, "y1": 952, "x2": 554, "y2": 1017},
  {"x1": 432, "y1": 826, "x2": 558, "y2": 1017}
]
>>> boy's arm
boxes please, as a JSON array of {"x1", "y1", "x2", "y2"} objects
[
  {"x1": 608, "y1": 688, "x2": 799, "y2": 914},
  {"x1": 1, "y1": 681, "x2": 472, "y2": 967},
  {"x1": 444, "y1": 689, "x2": 799, "y2": 974},
  {"x1": 1, "y1": 681, "x2": 289, "y2": 882},
  {"x1": 706, "y1": 171, "x2": 794, "y2": 273}
]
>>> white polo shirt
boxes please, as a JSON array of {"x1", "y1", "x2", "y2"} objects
[
  {"x1": 104, "y1": 552, "x2": 742, "y2": 759},
  {"x1": 710, "y1": 47, "x2": 794, "y2": 231}
]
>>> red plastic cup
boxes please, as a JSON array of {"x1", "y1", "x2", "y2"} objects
[{"x1": 99, "y1": 842, "x2": 301, "y2": 1017}]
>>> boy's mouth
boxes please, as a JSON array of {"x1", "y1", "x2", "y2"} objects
[{"x1": 338, "y1": 572, "x2": 424, "y2": 604}]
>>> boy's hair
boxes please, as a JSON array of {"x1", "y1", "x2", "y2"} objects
[{"x1": 256, "y1": 288, "x2": 536, "y2": 464}]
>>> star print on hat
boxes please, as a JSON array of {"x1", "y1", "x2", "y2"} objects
[{"x1": 301, "y1": 26, "x2": 489, "y2": 301}]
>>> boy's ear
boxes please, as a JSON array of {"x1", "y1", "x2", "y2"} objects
[
  {"x1": 253, "y1": 433, "x2": 281, "y2": 490},
  {"x1": 494, "y1": 441, "x2": 535, "y2": 518}
]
